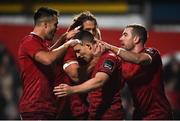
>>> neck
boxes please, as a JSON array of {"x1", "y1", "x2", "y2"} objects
[
  {"x1": 91, "y1": 56, "x2": 100, "y2": 64},
  {"x1": 131, "y1": 43, "x2": 144, "y2": 53},
  {"x1": 87, "y1": 56, "x2": 99, "y2": 73},
  {"x1": 32, "y1": 26, "x2": 45, "y2": 40}
]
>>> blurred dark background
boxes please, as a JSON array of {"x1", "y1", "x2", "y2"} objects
[{"x1": 0, "y1": 0, "x2": 180, "y2": 119}]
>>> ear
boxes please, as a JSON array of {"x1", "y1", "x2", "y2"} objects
[
  {"x1": 133, "y1": 35, "x2": 140, "y2": 44},
  {"x1": 85, "y1": 43, "x2": 93, "y2": 50}
]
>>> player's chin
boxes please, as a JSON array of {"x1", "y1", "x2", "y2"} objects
[
  {"x1": 46, "y1": 35, "x2": 54, "y2": 40},
  {"x1": 49, "y1": 32, "x2": 55, "y2": 39},
  {"x1": 84, "y1": 58, "x2": 90, "y2": 63}
]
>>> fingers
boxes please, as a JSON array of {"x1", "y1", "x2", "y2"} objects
[
  {"x1": 54, "y1": 91, "x2": 67, "y2": 98},
  {"x1": 66, "y1": 29, "x2": 80, "y2": 39},
  {"x1": 96, "y1": 40, "x2": 111, "y2": 50},
  {"x1": 74, "y1": 39, "x2": 81, "y2": 44},
  {"x1": 53, "y1": 84, "x2": 68, "y2": 98},
  {"x1": 93, "y1": 42, "x2": 105, "y2": 56},
  {"x1": 54, "y1": 84, "x2": 65, "y2": 89},
  {"x1": 100, "y1": 43, "x2": 106, "y2": 52},
  {"x1": 74, "y1": 25, "x2": 82, "y2": 30},
  {"x1": 73, "y1": 29, "x2": 80, "y2": 34},
  {"x1": 94, "y1": 37, "x2": 99, "y2": 42},
  {"x1": 54, "y1": 92, "x2": 67, "y2": 98},
  {"x1": 64, "y1": 39, "x2": 81, "y2": 48},
  {"x1": 68, "y1": 39, "x2": 82, "y2": 47}
]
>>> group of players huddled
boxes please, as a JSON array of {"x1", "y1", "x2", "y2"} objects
[{"x1": 18, "y1": 7, "x2": 173, "y2": 120}]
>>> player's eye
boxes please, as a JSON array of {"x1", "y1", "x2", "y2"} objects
[{"x1": 75, "y1": 49, "x2": 80, "y2": 53}]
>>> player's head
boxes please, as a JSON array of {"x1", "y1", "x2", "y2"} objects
[
  {"x1": 68, "y1": 11, "x2": 101, "y2": 39},
  {"x1": 119, "y1": 24, "x2": 148, "y2": 51},
  {"x1": 126, "y1": 24, "x2": 148, "y2": 44},
  {"x1": 73, "y1": 30, "x2": 96, "y2": 62},
  {"x1": 34, "y1": 7, "x2": 59, "y2": 40}
]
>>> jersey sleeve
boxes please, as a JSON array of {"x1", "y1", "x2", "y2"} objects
[
  {"x1": 63, "y1": 47, "x2": 77, "y2": 63},
  {"x1": 23, "y1": 37, "x2": 45, "y2": 58},
  {"x1": 96, "y1": 54, "x2": 118, "y2": 76}
]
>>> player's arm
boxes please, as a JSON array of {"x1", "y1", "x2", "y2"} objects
[
  {"x1": 99, "y1": 41, "x2": 152, "y2": 65},
  {"x1": 49, "y1": 33, "x2": 66, "y2": 50},
  {"x1": 95, "y1": 28, "x2": 102, "y2": 40},
  {"x1": 35, "y1": 39, "x2": 80, "y2": 65},
  {"x1": 50, "y1": 29, "x2": 80, "y2": 50},
  {"x1": 53, "y1": 72, "x2": 109, "y2": 97},
  {"x1": 114, "y1": 47, "x2": 151, "y2": 65},
  {"x1": 63, "y1": 60, "x2": 79, "y2": 82}
]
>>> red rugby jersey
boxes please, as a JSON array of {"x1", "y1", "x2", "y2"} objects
[
  {"x1": 18, "y1": 34, "x2": 57, "y2": 114},
  {"x1": 122, "y1": 48, "x2": 173, "y2": 119},
  {"x1": 55, "y1": 47, "x2": 88, "y2": 119},
  {"x1": 88, "y1": 51, "x2": 124, "y2": 120}
]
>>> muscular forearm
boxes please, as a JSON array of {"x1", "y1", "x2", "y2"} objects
[
  {"x1": 53, "y1": 72, "x2": 108, "y2": 97},
  {"x1": 108, "y1": 44, "x2": 119, "y2": 54},
  {"x1": 71, "y1": 77, "x2": 105, "y2": 94},
  {"x1": 37, "y1": 43, "x2": 68, "y2": 65},
  {"x1": 50, "y1": 33, "x2": 67, "y2": 50},
  {"x1": 43, "y1": 39, "x2": 80, "y2": 65},
  {"x1": 117, "y1": 48, "x2": 151, "y2": 65},
  {"x1": 51, "y1": 43, "x2": 69, "y2": 60},
  {"x1": 108, "y1": 45, "x2": 151, "y2": 65}
]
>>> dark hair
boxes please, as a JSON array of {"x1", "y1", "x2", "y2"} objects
[
  {"x1": 34, "y1": 7, "x2": 58, "y2": 25},
  {"x1": 74, "y1": 30, "x2": 95, "y2": 44},
  {"x1": 126, "y1": 24, "x2": 148, "y2": 44},
  {"x1": 68, "y1": 11, "x2": 98, "y2": 31}
]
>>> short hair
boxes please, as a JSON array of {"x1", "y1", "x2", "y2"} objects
[
  {"x1": 126, "y1": 24, "x2": 148, "y2": 44},
  {"x1": 34, "y1": 7, "x2": 58, "y2": 25},
  {"x1": 68, "y1": 11, "x2": 98, "y2": 31},
  {"x1": 74, "y1": 30, "x2": 95, "y2": 44}
]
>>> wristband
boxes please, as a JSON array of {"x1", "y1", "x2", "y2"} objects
[{"x1": 117, "y1": 48, "x2": 124, "y2": 55}]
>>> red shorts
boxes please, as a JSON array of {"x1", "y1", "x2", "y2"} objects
[
  {"x1": 133, "y1": 110, "x2": 173, "y2": 120},
  {"x1": 20, "y1": 112, "x2": 56, "y2": 120}
]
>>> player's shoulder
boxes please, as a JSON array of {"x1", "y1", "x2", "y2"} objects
[
  {"x1": 102, "y1": 50, "x2": 117, "y2": 58},
  {"x1": 21, "y1": 34, "x2": 38, "y2": 44},
  {"x1": 144, "y1": 47, "x2": 160, "y2": 55},
  {"x1": 101, "y1": 50, "x2": 120, "y2": 62}
]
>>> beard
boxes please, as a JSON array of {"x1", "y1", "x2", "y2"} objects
[{"x1": 45, "y1": 31, "x2": 55, "y2": 40}]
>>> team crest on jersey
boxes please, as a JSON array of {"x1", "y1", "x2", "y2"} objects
[
  {"x1": 103, "y1": 60, "x2": 114, "y2": 70},
  {"x1": 145, "y1": 48, "x2": 155, "y2": 54}
]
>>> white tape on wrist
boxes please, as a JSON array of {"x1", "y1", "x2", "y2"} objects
[
  {"x1": 117, "y1": 48, "x2": 125, "y2": 55},
  {"x1": 117, "y1": 48, "x2": 121, "y2": 55}
]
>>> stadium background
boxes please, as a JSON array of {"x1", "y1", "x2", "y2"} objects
[{"x1": 0, "y1": 0, "x2": 180, "y2": 119}]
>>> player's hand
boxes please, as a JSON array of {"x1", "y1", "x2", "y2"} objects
[
  {"x1": 74, "y1": 26, "x2": 82, "y2": 31},
  {"x1": 53, "y1": 84, "x2": 73, "y2": 97},
  {"x1": 65, "y1": 25, "x2": 81, "y2": 40},
  {"x1": 65, "y1": 29, "x2": 80, "y2": 40},
  {"x1": 64, "y1": 39, "x2": 81, "y2": 48},
  {"x1": 96, "y1": 40, "x2": 111, "y2": 50},
  {"x1": 93, "y1": 40, "x2": 106, "y2": 56},
  {"x1": 94, "y1": 28, "x2": 102, "y2": 40}
]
